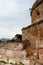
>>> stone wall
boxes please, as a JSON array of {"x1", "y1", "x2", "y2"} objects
[
  {"x1": 22, "y1": 21, "x2": 43, "y2": 48},
  {"x1": 31, "y1": 2, "x2": 43, "y2": 23},
  {"x1": 30, "y1": 59, "x2": 43, "y2": 65},
  {"x1": 0, "y1": 42, "x2": 27, "y2": 63},
  {"x1": 22, "y1": 0, "x2": 43, "y2": 65}
]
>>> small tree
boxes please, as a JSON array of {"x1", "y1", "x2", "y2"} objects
[
  {"x1": 15, "y1": 34, "x2": 22, "y2": 41},
  {"x1": 0, "y1": 40, "x2": 1, "y2": 43}
]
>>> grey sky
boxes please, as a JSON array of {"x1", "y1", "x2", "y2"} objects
[{"x1": 0, "y1": 0, "x2": 35, "y2": 39}]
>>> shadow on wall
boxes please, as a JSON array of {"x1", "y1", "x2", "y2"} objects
[{"x1": 22, "y1": 40, "x2": 31, "y2": 49}]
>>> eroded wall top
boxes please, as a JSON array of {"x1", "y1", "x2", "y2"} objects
[{"x1": 31, "y1": 0, "x2": 43, "y2": 23}]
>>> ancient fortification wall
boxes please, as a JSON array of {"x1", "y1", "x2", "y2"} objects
[
  {"x1": 22, "y1": 0, "x2": 43, "y2": 65},
  {"x1": 22, "y1": 21, "x2": 43, "y2": 48},
  {"x1": 22, "y1": 0, "x2": 43, "y2": 49}
]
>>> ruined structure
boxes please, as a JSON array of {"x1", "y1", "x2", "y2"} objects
[{"x1": 22, "y1": 0, "x2": 43, "y2": 65}]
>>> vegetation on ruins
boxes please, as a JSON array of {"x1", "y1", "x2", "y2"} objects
[
  {"x1": 14, "y1": 34, "x2": 22, "y2": 41},
  {"x1": 0, "y1": 60, "x2": 25, "y2": 65},
  {"x1": 19, "y1": 62, "x2": 24, "y2": 65},
  {"x1": 10, "y1": 34, "x2": 22, "y2": 42},
  {"x1": 10, "y1": 62, "x2": 13, "y2": 64},
  {"x1": 0, "y1": 34, "x2": 22, "y2": 43},
  {"x1": 0, "y1": 60, "x2": 8, "y2": 64}
]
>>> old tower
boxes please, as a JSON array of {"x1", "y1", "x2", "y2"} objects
[
  {"x1": 22, "y1": 0, "x2": 43, "y2": 64},
  {"x1": 22, "y1": 0, "x2": 43, "y2": 47},
  {"x1": 31, "y1": 0, "x2": 43, "y2": 23}
]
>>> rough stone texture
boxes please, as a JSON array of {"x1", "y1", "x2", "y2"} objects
[
  {"x1": 31, "y1": 0, "x2": 43, "y2": 23},
  {"x1": 0, "y1": 42, "x2": 30, "y2": 65},
  {"x1": 30, "y1": 60, "x2": 43, "y2": 65},
  {"x1": 22, "y1": 21, "x2": 43, "y2": 49},
  {"x1": 31, "y1": 0, "x2": 43, "y2": 11},
  {"x1": 0, "y1": 43, "x2": 26, "y2": 63},
  {"x1": 22, "y1": 0, "x2": 43, "y2": 65}
]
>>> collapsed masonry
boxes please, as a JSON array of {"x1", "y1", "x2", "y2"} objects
[{"x1": 22, "y1": 0, "x2": 43, "y2": 65}]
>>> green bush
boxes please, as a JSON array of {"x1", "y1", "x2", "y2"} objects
[
  {"x1": 0, "y1": 60, "x2": 7, "y2": 64},
  {"x1": 19, "y1": 62, "x2": 24, "y2": 65},
  {"x1": 10, "y1": 62, "x2": 13, "y2": 64}
]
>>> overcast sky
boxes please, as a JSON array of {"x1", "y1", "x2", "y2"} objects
[{"x1": 0, "y1": 0, "x2": 35, "y2": 39}]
